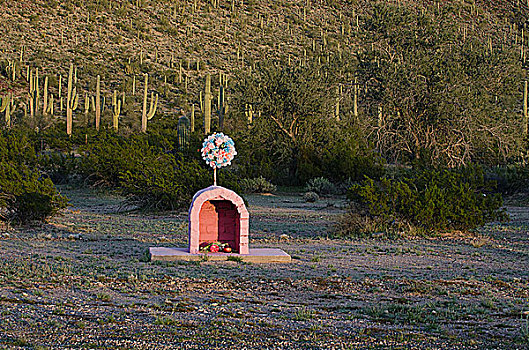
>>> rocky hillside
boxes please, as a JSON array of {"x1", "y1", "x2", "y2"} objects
[{"x1": 0, "y1": 0, "x2": 528, "y2": 162}]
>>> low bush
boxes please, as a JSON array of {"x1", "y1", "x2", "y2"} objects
[
  {"x1": 78, "y1": 132, "x2": 150, "y2": 187},
  {"x1": 0, "y1": 130, "x2": 38, "y2": 165},
  {"x1": 0, "y1": 161, "x2": 68, "y2": 224},
  {"x1": 77, "y1": 130, "x2": 241, "y2": 210},
  {"x1": 340, "y1": 165, "x2": 507, "y2": 236},
  {"x1": 486, "y1": 165, "x2": 529, "y2": 195},
  {"x1": 240, "y1": 176, "x2": 277, "y2": 193},
  {"x1": 305, "y1": 177, "x2": 338, "y2": 196},
  {"x1": 0, "y1": 131, "x2": 67, "y2": 224},
  {"x1": 119, "y1": 155, "x2": 210, "y2": 211},
  {"x1": 303, "y1": 191, "x2": 319, "y2": 203}
]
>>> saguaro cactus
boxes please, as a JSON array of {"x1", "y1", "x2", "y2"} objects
[
  {"x1": 47, "y1": 94, "x2": 54, "y2": 116},
  {"x1": 245, "y1": 104, "x2": 253, "y2": 125},
  {"x1": 377, "y1": 105, "x2": 383, "y2": 127},
  {"x1": 218, "y1": 84, "x2": 225, "y2": 130},
  {"x1": 58, "y1": 74, "x2": 63, "y2": 111},
  {"x1": 66, "y1": 63, "x2": 79, "y2": 136},
  {"x1": 84, "y1": 92, "x2": 90, "y2": 125},
  {"x1": 190, "y1": 103, "x2": 195, "y2": 133},
  {"x1": 353, "y1": 77, "x2": 358, "y2": 118},
  {"x1": 6, "y1": 60, "x2": 16, "y2": 81},
  {"x1": 28, "y1": 68, "x2": 39, "y2": 118},
  {"x1": 95, "y1": 75, "x2": 102, "y2": 130},
  {"x1": 523, "y1": 80, "x2": 529, "y2": 136},
  {"x1": 335, "y1": 86, "x2": 340, "y2": 121},
  {"x1": 112, "y1": 90, "x2": 121, "y2": 131},
  {"x1": 0, "y1": 93, "x2": 15, "y2": 128},
  {"x1": 42, "y1": 76, "x2": 49, "y2": 115},
  {"x1": 177, "y1": 116, "x2": 190, "y2": 150},
  {"x1": 141, "y1": 73, "x2": 158, "y2": 132},
  {"x1": 204, "y1": 74, "x2": 212, "y2": 134}
]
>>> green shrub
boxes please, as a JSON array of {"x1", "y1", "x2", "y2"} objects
[
  {"x1": 486, "y1": 165, "x2": 529, "y2": 195},
  {"x1": 303, "y1": 191, "x2": 319, "y2": 203},
  {"x1": 0, "y1": 161, "x2": 68, "y2": 224},
  {"x1": 342, "y1": 165, "x2": 507, "y2": 235},
  {"x1": 0, "y1": 131, "x2": 67, "y2": 224},
  {"x1": 305, "y1": 177, "x2": 338, "y2": 196},
  {"x1": 78, "y1": 130, "x2": 241, "y2": 210},
  {"x1": 119, "y1": 155, "x2": 210, "y2": 211},
  {"x1": 297, "y1": 131, "x2": 385, "y2": 184},
  {"x1": 240, "y1": 176, "x2": 276, "y2": 193},
  {"x1": 78, "y1": 132, "x2": 150, "y2": 187},
  {"x1": 38, "y1": 151, "x2": 80, "y2": 184},
  {"x1": 0, "y1": 130, "x2": 37, "y2": 165}
]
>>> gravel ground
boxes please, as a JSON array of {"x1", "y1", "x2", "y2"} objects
[{"x1": 0, "y1": 188, "x2": 528, "y2": 349}]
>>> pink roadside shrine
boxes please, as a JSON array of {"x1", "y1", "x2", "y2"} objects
[
  {"x1": 188, "y1": 185, "x2": 249, "y2": 255},
  {"x1": 149, "y1": 133, "x2": 290, "y2": 263}
]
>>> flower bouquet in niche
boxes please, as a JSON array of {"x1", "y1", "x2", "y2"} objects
[
  {"x1": 199, "y1": 241, "x2": 232, "y2": 253},
  {"x1": 201, "y1": 133, "x2": 237, "y2": 186}
]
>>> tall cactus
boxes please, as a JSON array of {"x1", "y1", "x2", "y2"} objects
[
  {"x1": 95, "y1": 75, "x2": 102, "y2": 130},
  {"x1": 112, "y1": 90, "x2": 121, "y2": 131},
  {"x1": 353, "y1": 77, "x2": 358, "y2": 118},
  {"x1": 204, "y1": 73, "x2": 212, "y2": 134},
  {"x1": 178, "y1": 61, "x2": 183, "y2": 83},
  {"x1": 42, "y1": 76, "x2": 51, "y2": 116},
  {"x1": 177, "y1": 116, "x2": 190, "y2": 151},
  {"x1": 6, "y1": 60, "x2": 16, "y2": 81},
  {"x1": 66, "y1": 63, "x2": 79, "y2": 136},
  {"x1": 190, "y1": 103, "x2": 195, "y2": 133},
  {"x1": 0, "y1": 93, "x2": 14, "y2": 128},
  {"x1": 141, "y1": 73, "x2": 158, "y2": 132},
  {"x1": 0, "y1": 96, "x2": 6, "y2": 114},
  {"x1": 335, "y1": 86, "x2": 340, "y2": 121},
  {"x1": 49, "y1": 94, "x2": 54, "y2": 116},
  {"x1": 28, "y1": 68, "x2": 39, "y2": 118},
  {"x1": 84, "y1": 92, "x2": 90, "y2": 125},
  {"x1": 91, "y1": 95, "x2": 105, "y2": 122},
  {"x1": 245, "y1": 104, "x2": 253, "y2": 125},
  {"x1": 58, "y1": 74, "x2": 63, "y2": 111},
  {"x1": 218, "y1": 84, "x2": 225, "y2": 130},
  {"x1": 8, "y1": 93, "x2": 16, "y2": 128},
  {"x1": 523, "y1": 80, "x2": 529, "y2": 137}
]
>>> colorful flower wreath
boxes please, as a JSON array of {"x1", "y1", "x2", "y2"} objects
[{"x1": 201, "y1": 133, "x2": 237, "y2": 169}]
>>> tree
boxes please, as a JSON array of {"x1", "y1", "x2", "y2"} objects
[
  {"x1": 231, "y1": 62, "x2": 338, "y2": 183},
  {"x1": 357, "y1": 3, "x2": 526, "y2": 166}
]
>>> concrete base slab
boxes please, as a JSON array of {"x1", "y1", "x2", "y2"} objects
[{"x1": 149, "y1": 247, "x2": 291, "y2": 263}]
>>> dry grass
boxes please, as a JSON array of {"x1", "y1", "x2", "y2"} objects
[{"x1": 0, "y1": 187, "x2": 527, "y2": 348}]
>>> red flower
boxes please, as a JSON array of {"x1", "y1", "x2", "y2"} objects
[{"x1": 209, "y1": 245, "x2": 220, "y2": 253}]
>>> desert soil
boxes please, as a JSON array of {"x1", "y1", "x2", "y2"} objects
[{"x1": 0, "y1": 187, "x2": 528, "y2": 349}]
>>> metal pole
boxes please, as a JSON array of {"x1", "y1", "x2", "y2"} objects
[{"x1": 214, "y1": 168, "x2": 217, "y2": 186}]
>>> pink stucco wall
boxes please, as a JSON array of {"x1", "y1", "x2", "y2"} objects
[{"x1": 188, "y1": 186, "x2": 249, "y2": 254}]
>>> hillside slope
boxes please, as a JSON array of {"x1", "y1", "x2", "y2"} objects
[{"x1": 0, "y1": 0, "x2": 528, "y2": 165}]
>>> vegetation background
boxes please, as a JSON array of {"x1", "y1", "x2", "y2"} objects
[{"x1": 1, "y1": 0, "x2": 529, "y2": 225}]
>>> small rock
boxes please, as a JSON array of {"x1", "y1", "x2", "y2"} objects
[{"x1": 279, "y1": 234, "x2": 289, "y2": 241}]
